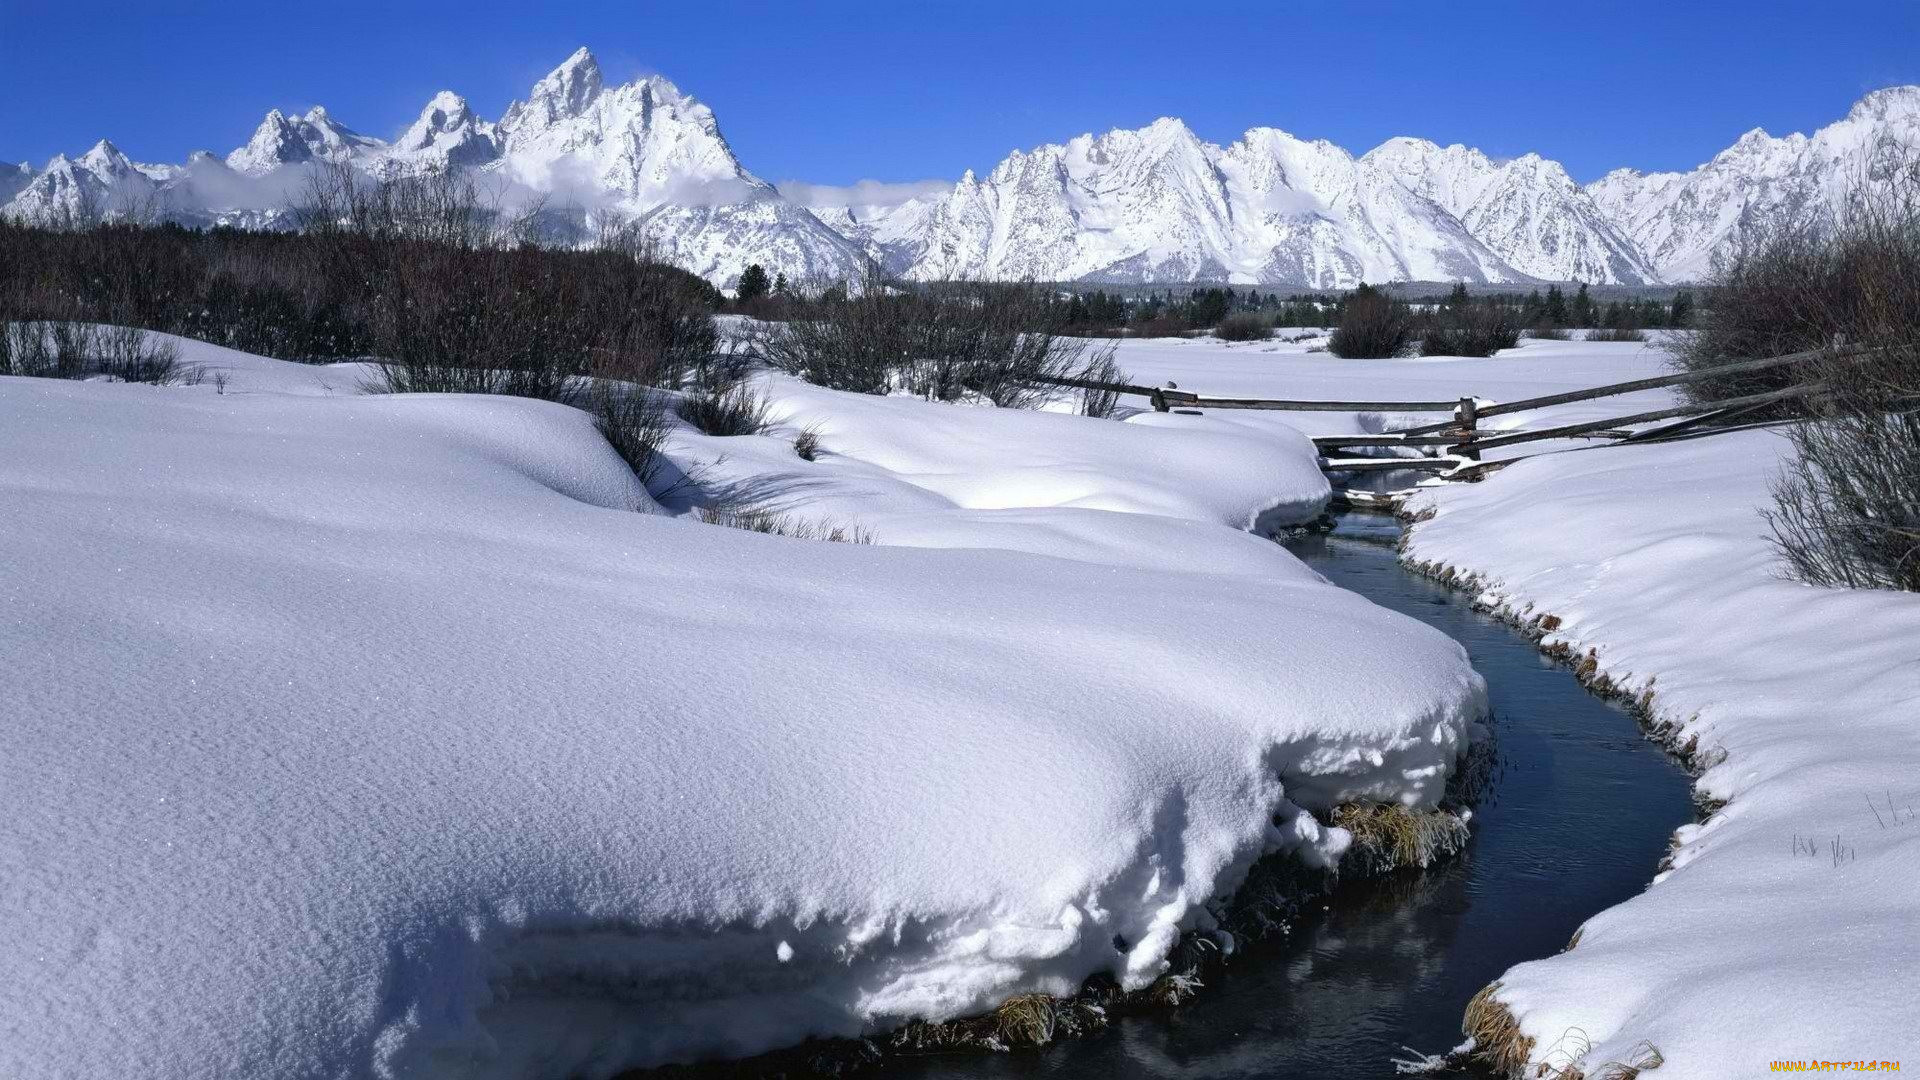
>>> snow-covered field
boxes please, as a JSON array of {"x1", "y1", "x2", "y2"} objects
[
  {"x1": 0, "y1": 334, "x2": 1489, "y2": 1079},
  {"x1": 9, "y1": 328, "x2": 1907, "y2": 1079},
  {"x1": 1108, "y1": 332, "x2": 1679, "y2": 453},
  {"x1": 1403, "y1": 433, "x2": 1920, "y2": 1076}
]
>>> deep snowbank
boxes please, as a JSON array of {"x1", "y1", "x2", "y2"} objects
[
  {"x1": 1, "y1": 355, "x2": 1484, "y2": 1079},
  {"x1": 1403, "y1": 432, "x2": 1920, "y2": 1076}
]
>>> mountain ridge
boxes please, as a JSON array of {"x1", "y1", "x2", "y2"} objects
[{"x1": 5, "y1": 49, "x2": 1915, "y2": 289}]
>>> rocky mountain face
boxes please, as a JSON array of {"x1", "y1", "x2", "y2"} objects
[{"x1": 5, "y1": 50, "x2": 1915, "y2": 289}]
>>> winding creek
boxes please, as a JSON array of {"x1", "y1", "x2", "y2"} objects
[{"x1": 883, "y1": 511, "x2": 1696, "y2": 1079}]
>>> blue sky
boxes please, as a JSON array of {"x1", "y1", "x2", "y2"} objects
[{"x1": 4, "y1": 0, "x2": 1916, "y2": 185}]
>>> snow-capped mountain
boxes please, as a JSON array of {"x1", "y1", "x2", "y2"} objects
[
  {"x1": 227, "y1": 107, "x2": 387, "y2": 176},
  {"x1": 5, "y1": 139, "x2": 166, "y2": 223},
  {"x1": 4, "y1": 52, "x2": 1917, "y2": 287},
  {"x1": 1587, "y1": 86, "x2": 1920, "y2": 281},
  {"x1": 1363, "y1": 139, "x2": 1658, "y2": 284},
  {"x1": 831, "y1": 120, "x2": 1527, "y2": 288},
  {"x1": 484, "y1": 48, "x2": 864, "y2": 286}
]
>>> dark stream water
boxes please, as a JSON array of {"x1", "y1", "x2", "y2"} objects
[{"x1": 882, "y1": 513, "x2": 1695, "y2": 1080}]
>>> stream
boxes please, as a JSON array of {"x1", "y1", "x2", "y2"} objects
[{"x1": 883, "y1": 511, "x2": 1696, "y2": 1079}]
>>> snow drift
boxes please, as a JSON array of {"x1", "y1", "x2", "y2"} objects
[
  {"x1": 0, "y1": 343, "x2": 1485, "y2": 1079},
  {"x1": 1404, "y1": 432, "x2": 1920, "y2": 1077}
]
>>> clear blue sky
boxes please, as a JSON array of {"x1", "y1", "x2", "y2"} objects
[{"x1": 4, "y1": 0, "x2": 1916, "y2": 184}]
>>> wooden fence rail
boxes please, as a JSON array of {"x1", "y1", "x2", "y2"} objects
[{"x1": 1020, "y1": 345, "x2": 1863, "y2": 487}]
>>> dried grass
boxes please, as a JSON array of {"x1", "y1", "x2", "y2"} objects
[
  {"x1": 1333, "y1": 802, "x2": 1472, "y2": 875},
  {"x1": 696, "y1": 507, "x2": 874, "y2": 545},
  {"x1": 1464, "y1": 983, "x2": 1534, "y2": 1077}
]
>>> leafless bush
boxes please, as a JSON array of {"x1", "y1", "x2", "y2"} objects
[
  {"x1": 756, "y1": 268, "x2": 1113, "y2": 409},
  {"x1": 1420, "y1": 303, "x2": 1520, "y2": 357},
  {"x1": 1673, "y1": 147, "x2": 1919, "y2": 405},
  {"x1": 1213, "y1": 312, "x2": 1272, "y2": 341},
  {"x1": 1586, "y1": 326, "x2": 1647, "y2": 343},
  {"x1": 1128, "y1": 315, "x2": 1189, "y2": 339},
  {"x1": 793, "y1": 425, "x2": 821, "y2": 460},
  {"x1": 1759, "y1": 153, "x2": 1920, "y2": 591},
  {"x1": 1526, "y1": 324, "x2": 1570, "y2": 341},
  {"x1": 1328, "y1": 284, "x2": 1414, "y2": 359},
  {"x1": 0, "y1": 322, "x2": 180, "y2": 383},
  {"x1": 585, "y1": 382, "x2": 674, "y2": 487},
  {"x1": 1077, "y1": 349, "x2": 1130, "y2": 419},
  {"x1": 679, "y1": 378, "x2": 771, "y2": 437}
]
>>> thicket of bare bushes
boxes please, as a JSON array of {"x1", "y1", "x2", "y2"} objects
[
  {"x1": 0, "y1": 165, "x2": 724, "y2": 480},
  {"x1": 0, "y1": 321, "x2": 183, "y2": 383},
  {"x1": 1744, "y1": 157, "x2": 1920, "y2": 592},
  {"x1": 1327, "y1": 283, "x2": 1414, "y2": 359},
  {"x1": 1419, "y1": 287, "x2": 1521, "y2": 357},
  {"x1": 1212, "y1": 312, "x2": 1272, "y2": 341},
  {"x1": 752, "y1": 268, "x2": 1119, "y2": 410}
]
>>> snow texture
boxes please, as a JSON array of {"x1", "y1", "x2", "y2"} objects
[
  {"x1": 0, "y1": 335, "x2": 1486, "y2": 1078},
  {"x1": 1403, "y1": 431, "x2": 1920, "y2": 1077}
]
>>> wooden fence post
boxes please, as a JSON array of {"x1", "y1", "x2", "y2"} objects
[{"x1": 1456, "y1": 397, "x2": 1480, "y2": 461}]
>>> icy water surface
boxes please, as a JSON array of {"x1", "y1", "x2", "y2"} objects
[{"x1": 884, "y1": 513, "x2": 1696, "y2": 1080}]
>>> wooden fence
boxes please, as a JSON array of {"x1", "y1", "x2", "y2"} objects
[{"x1": 1025, "y1": 345, "x2": 1868, "y2": 504}]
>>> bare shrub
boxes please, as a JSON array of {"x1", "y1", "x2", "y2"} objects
[
  {"x1": 756, "y1": 268, "x2": 1113, "y2": 409},
  {"x1": 1526, "y1": 324, "x2": 1570, "y2": 341},
  {"x1": 585, "y1": 382, "x2": 673, "y2": 487},
  {"x1": 1759, "y1": 154, "x2": 1920, "y2": 591},
  {"x1": 678, "y1": 378, "x2": 771, "y2": 437},
  {"x1": 792, "y1": 425, "x2": 821, "y2": 461},
  {"x1": 1586, "y1": 326, "x2": 1647, "y2": 343},
  {"x1": 1213, "y1": 312, "x2": 1271, "y2": 341},
  {"x1": 92, "y1": 325, "x2": 183, "y2": 384},
  {"x1": 0, "y1": 322, "x2": 180, "y2": 384},
  {"x1": 697, "y1": 507, "x2": 874, "y2": 544},
  {"x1": 1077, "y1": 349, "x2": 1130, "y2": 419},
  {"x1": 1328, "y1": 283, "x2": 1414, "y2": 359},
  {"x1": 1128, "y1": 315, "x2": 1189, "y2": 339},
  {"x1": 1420, "y1": 304, "x2": 1520, "y2": 357}
]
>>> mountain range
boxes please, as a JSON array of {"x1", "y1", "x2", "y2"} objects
[{"x1": 6, "y1": 48, "x2": 1917, "y2": 290}]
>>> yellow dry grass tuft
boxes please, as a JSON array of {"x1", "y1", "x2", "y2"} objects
[
  {"x1": 1334, "y1": 802, "x2": 1471, "y2": 874},
  {"x1": 1464, "y1": 982, "x2": 1535, "y2": 1077},
  {"x1": 992, "y1": 994, "x2": 1059, "y2": 1047}
]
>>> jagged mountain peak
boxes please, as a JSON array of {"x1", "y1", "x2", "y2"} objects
[
  {"x1": 502, "y1": 47, "x2": 606, "y2": 131},
  {"x1": 79, "y1": 139, "x2": 135, "y2": 175},
  {"x1": 226, "y1": 105, "x2": 384, "y2": 175},
  {"x1": 1847, "y1": 84, "x2": 1920, "y2": 123},
  {"x1": 9, "y1": 58, "x2": 1917, "y2": 287},
  {"x1": 392, "y1": 90, "x2": 497, "y2": 169}
]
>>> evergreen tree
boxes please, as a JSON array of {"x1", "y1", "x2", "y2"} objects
[
  {"x1": 772, "y1": 272, "x2": 789, "y2": 297},
  {"x1": 1544, "y1": 284, "x2": 1568, "y2": 324},
  {"x1": 735, "y1": 264, "x2": 771, "y2": 304},
  {"x1": 1571, "y1": 282, "x2": 1594, "y2": 328},
  {"x1": 1669, "y1": 290, "x2": 1695, "y2": 328}
]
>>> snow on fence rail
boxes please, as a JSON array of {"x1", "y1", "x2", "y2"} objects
[{"x1": 1025, "y1": 346, "x2": 1868, "y2": 495}]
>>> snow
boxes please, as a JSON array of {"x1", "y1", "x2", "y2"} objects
[
  {"x1": 0, "y1": 336, "x2": 1487, "y2": 1078},
  {"x1": 1402, "y1": 431, "x2": 1920, "y2": 1076},
  {"x1": 11, "y1": 46, "x2": 1912, "y2": 287},
  {"x1": 1106, "y1": 333, "x2": 1681, "y2": 455}
]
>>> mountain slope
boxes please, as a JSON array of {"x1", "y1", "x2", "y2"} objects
[
  {"x1": 4, "y1": 58, "x2": 1917, "y2": 288},
  {"x1": 1585, "y1": 86, "x2": 1920, "y2": 281},
  {"x1": 1363, "y1": 139, "x2": 1657, "y2": 284}
]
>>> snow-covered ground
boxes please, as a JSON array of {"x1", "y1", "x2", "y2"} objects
[
  {"x1": 1107, "y1": 333, "x2": 1679, "y2": 454},
  {"x1": 1403, "y1": 432, "x2": 1920, "y2": 1076},
  {"x1": 0, "y1": 334, "x2": 1489, "y2": 1079}
]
